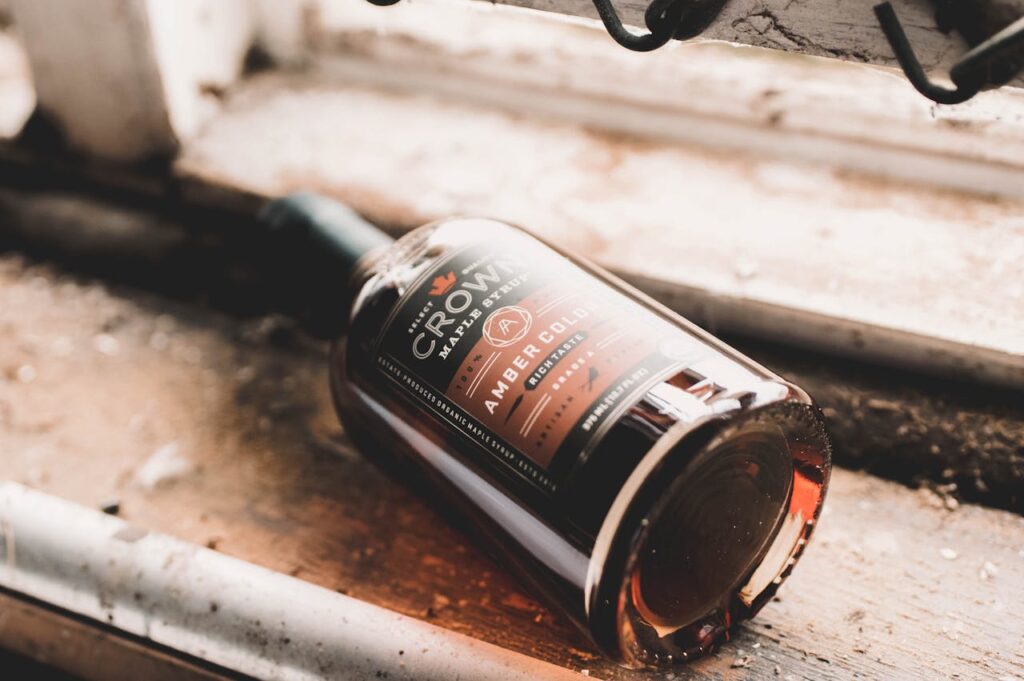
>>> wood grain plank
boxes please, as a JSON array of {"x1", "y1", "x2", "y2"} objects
[{"x1": 0, "y1": 252, "x2": 1021, "y2": 680}]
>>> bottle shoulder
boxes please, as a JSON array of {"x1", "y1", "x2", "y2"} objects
[{"x1": 348, "y1": 218, "x2": 527, "y2": 321}]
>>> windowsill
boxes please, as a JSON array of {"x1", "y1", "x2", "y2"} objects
[
  {"x1": 172, "y1": 65, "x2": 1024, "y2": 390},
  {"x1": 1, "y1": 249, "x2": 1022, "y2": 681},
  {"x1": 1, "y1": 3, "x2": 1023, "y2": 680},
  {"x1": 1, "y1": 3, "x2": 1020, "y2": 387}
]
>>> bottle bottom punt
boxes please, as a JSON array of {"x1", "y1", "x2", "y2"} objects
[{"x1": 589, "y1": 401, "x2": 829, "y2": 668}]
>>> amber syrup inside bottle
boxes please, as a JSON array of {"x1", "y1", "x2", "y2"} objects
[{"x1": 262, "y1": 194, "x2": 832, "y2": 668}]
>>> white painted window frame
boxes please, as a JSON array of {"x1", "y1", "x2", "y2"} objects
[
  {"x1": 3, "y1": 0, "x2": 313, "y2": 161},
  {"x1": 3, "y1": 0, "x2": 1022, "y2": 162}
]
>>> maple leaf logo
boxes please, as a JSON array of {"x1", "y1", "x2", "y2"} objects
[{"x1": 429, "y1": 271, "x2": 457, "y2": 296}]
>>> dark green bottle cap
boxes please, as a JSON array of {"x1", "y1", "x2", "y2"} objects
[{"x1": 259, "y1": 193, "x2": 393, "y2": 338}]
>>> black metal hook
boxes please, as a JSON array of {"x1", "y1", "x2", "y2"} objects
[
  {"x1": 593, "y1": 0, "x2": 728, "y2": 52},
  {"x1": 592, "y1": 0, "x2": 685, "y2": 51},
  {"x1": 875, "y1": 2, "x2": 1024, "y2": 105},
  {"x1": 874, "y1": 2, "x2": 979, "y2": 104},
  {"x1": 364, "y1": 0, "x2": 727, "y2": 52}
]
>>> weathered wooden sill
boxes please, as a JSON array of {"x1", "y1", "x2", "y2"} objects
[
  {"x1": 0, "y1": 247, "x2": 1022, "y2": 680},
  {"x1": 0, "y1": 184, "x2": 1020, "y2": 514},
  {"x1": 0, "y1": 19, "x2": 1022, "y2": 678}
]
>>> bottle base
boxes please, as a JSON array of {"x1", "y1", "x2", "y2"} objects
[{"x1": 588, "y1": 400, "x2": 830, "y2": 669}]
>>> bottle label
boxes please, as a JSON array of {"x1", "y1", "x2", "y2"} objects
[{"x1": 372, "y1": 225, "x2": 707, "y2": 494}]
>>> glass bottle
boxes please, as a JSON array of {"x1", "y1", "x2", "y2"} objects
[{"x1": 262, "y1": 193, "x2": 831, "y2": 668}]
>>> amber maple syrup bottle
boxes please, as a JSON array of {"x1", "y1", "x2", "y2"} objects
[{"x1": 262, "y1": 193, "x2": 831, "y2": 668}]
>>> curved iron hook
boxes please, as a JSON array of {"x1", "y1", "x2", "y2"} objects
[
  {"x1": 877, "y1": 2, "x2": 1024, "y2": 105},
  {"x1": 364, "y1": 0, "x2": 726, "y2": 53},
  {"x1": 874, "y1": 2, "x2": 980, "y2": 105},
  {"x1": 592, "y1": 0, "x2": 689, "y2": 52}
]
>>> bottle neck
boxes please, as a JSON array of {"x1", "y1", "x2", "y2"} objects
[{"x1": 259, "y1": 193, "x2": 394, "y2": 338}]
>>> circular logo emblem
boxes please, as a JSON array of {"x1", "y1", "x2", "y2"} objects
[{"x1": 482, "y1": 306, "x2": 532, "y2": 348}]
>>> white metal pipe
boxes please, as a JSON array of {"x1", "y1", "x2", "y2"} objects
[{"x1": 0, "y1": 482, "x2": 585, "y2": 681}]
